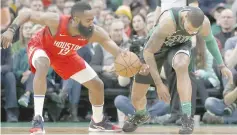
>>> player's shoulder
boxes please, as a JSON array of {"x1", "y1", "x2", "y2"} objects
[
  {"x1": 157, "y1": 10, "x2": 176, "y2": 33},
  {"x1": 202, "y1": 16, "x2": 211, "y2": 28},
  {"x1": 199, "y1": 16, "x2": 211, "y2": 37}
]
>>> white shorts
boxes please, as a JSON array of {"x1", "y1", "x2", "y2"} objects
[
  {"x1": 70, "y1": 62, "x2": 97, "y2": 84},
  {"x1": 31, "y1": 49, "x2": 97, "y2": 84}
]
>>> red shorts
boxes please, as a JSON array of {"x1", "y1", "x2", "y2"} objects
[{"x1": 27, "y1": 38, "x2": 89, "y2": 80}]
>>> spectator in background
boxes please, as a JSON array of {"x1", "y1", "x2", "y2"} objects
[
  {"x1": 102, "y1": 12, "x2": 116, "y2": 32},
  {"x1": 199, "y1": 0, "x2": 226, "y2": 17},
  {"x1": 115, "y1": 5, "x2": 132, "y2": 37},
  {"x1": 232, "y1": 0, "x2": 237, "y2": 22},
  {"x1": 131, "y1": 14, "x2": 147, "y2": 37},
  {"x1": 54, "y1": 0, "x2": 65, "y2": 13},
  {"x1": 1, "y1": 46, "x2": 19, "y2": 122},
  {"x1": 98, "y1": 10, "x2": 111, "y2": 27},
  {"x1": 203, "y1": 83, "x2": 237, "y2": 124},
  {"x1": 47, "y1": 4, "x2": 62, "y2": 14},
  {"x1": 90, "y1": 0, "x2": 106, "y2": 25},
  {"x1": 203, "y1": 26, "x2": 237, "y2": 124},
  {"x1": 30, "y1": 0, "x2": 44, "y2": 12},
  {"x1": 210, "y1": 3, "x2": 226, "y2": 35},
  {"x1": 63, "y1": 0, "x2": 75, "y2": 15},
  {"x1": 11, "y1": 21, "x2": 33, "y2": 56},
  {"x1": 146, "y1": 12, "x2": 155, "y2": 32},
  {"x1": 215, "y1": 9, "x2": 235, "y2": 50},
  {"x1": 90, "y1": 20, "x2": 130, "y2": 88}
]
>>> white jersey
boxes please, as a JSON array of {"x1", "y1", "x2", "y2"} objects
[{"x1": 161, "y1": 0, "x2": 187, "y2": 12}]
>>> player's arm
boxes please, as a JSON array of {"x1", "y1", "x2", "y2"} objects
[
  {"x1": 143, "y1": 12, "x2": 175, "y2": 86},
  {"x1": 7, "y1": 8, "x2": 59, "y2": 35},
  {"x1": 199, "y1": 16, "x2": 224, "y2": 67},
  {"x1": 90, "y1": 26, "x2": 123, "y2": 57}
]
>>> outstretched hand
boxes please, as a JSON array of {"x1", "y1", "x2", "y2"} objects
[{"x1": 1, "y1": 30, "x2": 14, "y2": 49}]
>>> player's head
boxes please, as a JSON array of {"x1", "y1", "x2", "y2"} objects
[
  {"x1": 71, "y1": 1, "x2": 95, "y2": 38},
  {"x1": 183, "y1": 7, "x2": 204, "y2": 35}
]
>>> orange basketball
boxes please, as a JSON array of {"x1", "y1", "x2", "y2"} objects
[{"x1": 115, "y1": 51, "x2": 142, "y2": 77}]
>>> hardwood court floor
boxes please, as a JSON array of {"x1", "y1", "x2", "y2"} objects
[{"x1": 1, "y1": 122, "x2": 237, "y2": 134}]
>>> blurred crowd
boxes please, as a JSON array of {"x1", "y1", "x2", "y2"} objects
[{"x1": 1, "y1": 0, "x2": 237, "y2": 125}]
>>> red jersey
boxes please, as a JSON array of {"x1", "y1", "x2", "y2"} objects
[{"x1": 28, "y1": 15, "x2": 90, "y2": 79}]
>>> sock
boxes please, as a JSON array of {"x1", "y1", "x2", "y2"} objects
[
  {"x1": 136, "y1": 109, "x2": 147, "y2": 115},
  {"x1": 92, "y1": 104, "x2": 104, "y2": 123},
  {"x1": 181, "y1": 102, "x2": 192, "y2": 116},
  {"x1": 34, "y1": 95, "x2": 45, "y2": 119}
]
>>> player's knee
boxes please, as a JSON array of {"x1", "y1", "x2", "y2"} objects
[
  {"x1": 92, "y1": 77, "x2": 104, "y2": 91},
  {"x1": 172, "y1": 53, "x2": 189, "y2": 72},
  {"x1": 114, "y1": 95, "x2": 127, "y2": 108},
  {"x1": 34, "y1": 57, "x2": 50, "y2": 77}
]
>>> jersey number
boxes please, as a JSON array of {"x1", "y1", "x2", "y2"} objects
[{"x1": 58, "y1": 48, "x2": 70, "y2": 55}]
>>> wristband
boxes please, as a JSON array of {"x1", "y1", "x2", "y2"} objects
[{"x1": 8, "y1": 24, "x2": 19, "y2": 32}]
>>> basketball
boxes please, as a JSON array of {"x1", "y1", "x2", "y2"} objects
[{"x1": 115, "y1": 51, "x2": 142, "y2": 77}]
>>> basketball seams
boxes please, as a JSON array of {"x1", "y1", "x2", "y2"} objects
[{"x1": 114, "y1": 52, "x2": 141, "y2": 77}]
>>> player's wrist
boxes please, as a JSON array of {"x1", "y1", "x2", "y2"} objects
[
  {"x1": 8, "y1": 24, "x2": 19, "y2": 34},
  {"x1": 218, "y1": 64, "x2": 226, "y2": 70}
]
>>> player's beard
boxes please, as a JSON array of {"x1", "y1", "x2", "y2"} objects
[{"x1": 78, "y1": 22, "x2": 94, "y2": 38}]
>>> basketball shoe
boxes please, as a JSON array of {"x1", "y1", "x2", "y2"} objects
[
  {"x1": 122, "y1": 112, "x2": 150, "y2": 132},
  {"x1": 179, "y1": 114, "x2": 194, "y2": 134},
  {"x1": 29, "y1": 115, "x2": 45, "y2": 134},
  {"x1": 89, "y1": 116, "x2": 121, "y2": 132}
]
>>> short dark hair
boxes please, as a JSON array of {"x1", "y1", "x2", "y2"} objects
[
  {"x1": 187, "y1": 7, "x2": 204, "y2": 28},
  {"x1": 71, "y1": 1, "x2": 92, "y2": 16}
]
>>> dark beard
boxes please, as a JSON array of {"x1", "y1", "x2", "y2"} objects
[{"x1": 78, "y1": 22, "x2": 94, "y2": 38}]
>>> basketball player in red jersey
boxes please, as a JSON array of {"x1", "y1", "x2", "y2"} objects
[{"x1": 1, "y1": 1, "x2": 125, "y2": 134}]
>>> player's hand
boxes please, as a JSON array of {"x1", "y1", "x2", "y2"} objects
[
  {"x1": 221, "y1": 66, "x2": 233, "y2": 85},
  {"x1": 139, "y1": 64, "x2": 149, "y2": 75},
  {"x1": 119, "y1": 49, "x2": 129, "y2": 57},
  {"x1": 22, "y1": 70, "x2": 31, "y2": 76},
  {"x1": 1, "y1": 29, "x2": 14, "y2": 49},
  {"x1": 103, "y1": 64, "x2": 115, "y2": 73},
  {"x1": 156, "y1": 83, "x2": 170, "y2": 104},
  {"x1": 21, "y1": 75, "x2": 29, "y2": 83}
]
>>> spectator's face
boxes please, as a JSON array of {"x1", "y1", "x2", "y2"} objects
[
  {"x1": 146, "y1": 13, "x2": 155, "y2": 31},
  {"x1": 99, "y1": 10, "x2": 110, "y2": 24},
  {"x1": 47, "y1": 5, "x2": 61, "y2": 14},
  {"x1": 118, "y1": 15, "x2": 131, "y2": 27},
  {"x1": 104, "y1": 13, "x2": 114, "y2": 26},
  {"x1": 109, "y1": 21, "x2": 124, "y2": 44},
  {"x1": 55, "y1": 0, "x2": 65, "y2": 10},
  {"x1": 22, "y1": 22, "x2": 33, "y2": 39},
  {"x1": 30, "y1": 0, "x2": 44, "y2": 11},
  {"x1": 219, "y1": 9, "x2": 235, "y2": 30},
  {"x1": 132, "y1": 15, "x2": 145, "y2": 32},
  {"x1": 63, "y1": 1, "x2": 75, "y2": 15},
  {"x1": 91, "y1": 0, "x2": 105, "y2": 17}
]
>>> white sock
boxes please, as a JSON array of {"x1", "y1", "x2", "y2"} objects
[
  {"x1": 92, "y1": 104, "x2": 104, "y2": 123},
  {"x1": 34, "y1": 95, "x2": 45, "y2": 120}
]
